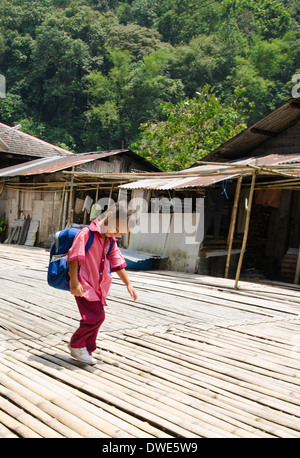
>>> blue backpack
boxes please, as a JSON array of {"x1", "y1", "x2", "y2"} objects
[{"x1": 47, "y1": 226, "x2": 114, "y2": 291}]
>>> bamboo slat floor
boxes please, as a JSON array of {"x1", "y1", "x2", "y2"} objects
[{"x1": 0, "y1": 244, "x2": 300, "y2": 438}]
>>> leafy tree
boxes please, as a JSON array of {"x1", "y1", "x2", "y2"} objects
[
  {"x1": 83, "y1": 48, "x2": 185, "y2": 150},
  {"x1": 0, "y1": 0, "x2": 53, "y2": 82},
  {"x1": 248, "y1": 33, "x2": 297, "y2": 80},
  {"x1": 82, "y1": 49, "x2": 131, "y2": 150},
  {"x1": 0, "y1": 0, "x2": 298, "y2": 160},
  {"x1": 167, "y1": 34, "x2": 239, "y2": 98},
  {"x1": 228, "y1": 57, "x2": 275, "y2": 122},
  {"x1": 225, "y1": 30, "x2": 299, "y2": 122},
  {"x1": 0, "y1": 30, "x2": 6, "y2": 62},
  {"x1": 0, "y1": 92, "x2": 26, "y2": 125},
  {"x1": 123, "y1": 49, "x2": 185, "y2": 138},
  {"x1": 131, "y1": 85, "x2": 252, "y2": 171},
  {"x1": 221, "y1": 0, "x2": 293, "y2": 40},
  {"x1": 117, "y1": 0, "x2": 159, "y2": 28},
  {"x1": 105, "y1": 21, "x2": 170, "y2": 60},
  {"x1": 156, "y1": 0, "x2": 222, "y2": 44},
  {"x1": 5, "y1": 3, "x2": 107, "y2": 149}
]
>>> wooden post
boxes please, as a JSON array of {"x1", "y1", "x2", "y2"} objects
[
  {"x1": 62, "y1": 190, "x2": 68, "y2": 229},
  {"x1": 294, "y1": 243, "x2": 300, "y2": 284},
  {"x1": 109, "y1": 185, "x2": 113, "y2": 203},
  {"x1": 225, "y1": 175, "x2": 242, "y2": 279},
  {"x1": 234, "y1": 172, "x2": 257, "y2": 290},
  {"x1": 83, "y1": 209, "x2": 87, "y2": 225},
  {"x1": 58, "y1": 183, "x2": 66, "y2": 230},
  {"x1": 67, "y1": 167, "x2": 75, "y2": 227}
]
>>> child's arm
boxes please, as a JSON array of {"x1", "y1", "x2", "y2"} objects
[
  {"x1": 116, "y1": 269, "x2": 137, "y2": 301},
  {"x1": 69, "y1": 260, "x2": 83, "y2": 297}
]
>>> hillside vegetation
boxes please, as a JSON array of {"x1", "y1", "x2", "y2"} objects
[{"x1": 0, "y1": 0, "x2": 299, "y2": 169}]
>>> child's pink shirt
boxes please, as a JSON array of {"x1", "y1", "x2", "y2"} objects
[{"x1": 67, "y1": 218, "x2": 127, "y2": 304}]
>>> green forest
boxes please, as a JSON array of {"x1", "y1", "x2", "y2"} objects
[{"x1": 0, "y1": 0, "x2": 299, "y2": 170}]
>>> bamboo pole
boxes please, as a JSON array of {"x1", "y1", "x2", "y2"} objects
[
  {"x1": 62, "y1": 189, "x2": 68, "y2": 229},
  {"x1": 67, "y1": 167, "x2": 75, "y2": 227},
  {"x1": 61, "y1": 164, "x2": 300, "y2": 181},
  {"x1": 109, "y1": 184, "x2": 113, "y2": 202},
  {"x1": 83, "y1": 209, "x2": 87, "y2": 225},
  {"x1": 58, "y1": 183, "x2": 66, "y2": 230},
  {"x1": 234, "y1": 172, "x2": 257, "y2": 290},
  {"x1": 225, "y1": 176, "x2": 243, "y2": 279}
]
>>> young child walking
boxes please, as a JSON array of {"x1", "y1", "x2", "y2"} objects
[{"x1": 67, "y1": 202, "x2": 137, "y2": 365}]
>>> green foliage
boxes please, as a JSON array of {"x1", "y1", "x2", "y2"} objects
[
  {"x1": 83, "y1": 48, "x2": 185, "y2": 150},
  {"x1": 222, "y1": 0, "x2": 293, "y2": 39},
  {"x1": 156, "y1": 0, "x2": 222, "y2": 44},
  {"x1": 0, "y1": 0, "x2": 298, "y2": 169},
  {"x1": 0, "y1": 213, "x2": 7, "y2": 234},
  {"x1": 117, "y1": 0, "x2": 159, "y2": 28},
  {"x1": 131, "y1": 85, "x2": 252, "y2": 171},
  {"x1": 166, "y1": 34, "x2": 238, "y2": 98},
  {"x1": 105, "y1": 22, "x2": 170, "y2": 60}
]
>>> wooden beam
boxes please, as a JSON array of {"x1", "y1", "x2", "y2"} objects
[
  {"x1": 290, "y1": 101, "x2": 300, "y2": 109},
  {"x1": 225, "y1": 175, "x2": 243, "y2": 279},
  {"x1": 234, "y1": 172, "x2": 257, "y2": 289},
  {"x1": 294, "y1": 244, "x2": 300, "y2": 285},
  {"x1": 250, "y1": 127, "x2": 277, "y2": 136},
  {"x1": 58, "y1": 183, "x2": 66, "y2": 230},
  {"x1": 67, "y1": 167, "x2": 75, "y2": 227}
]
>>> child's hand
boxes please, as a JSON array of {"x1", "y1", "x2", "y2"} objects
[
  {"x1": 127, "y1": 284, "x2": 137, "y2": 301},
  {"x1": 70, "y1": 281, "x2": 84, "y2": 297},
  {"x1": 116, "y1": 269, "x2": 137, "y2": 301}
]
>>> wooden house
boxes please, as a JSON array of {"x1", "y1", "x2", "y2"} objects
[
  {"x1": 116, "y1": 98, "x2": 300, "y2": 285},
  {"x1": 198, "y1": 97, "x2": 300, "y2": 284},
  {"x1": 0, "y1": 149, "x2": 160, "y2": 246},
  {"x1": 0, "y1": 122, "x2": 73, "y2": 168},
  {"x1": 2, "y1": 98, "x2": 299, "y2": 286}
]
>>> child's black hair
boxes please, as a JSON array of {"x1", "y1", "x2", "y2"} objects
[{"x1": 101, "y1": 201, "x2": 137, "y2": 229}]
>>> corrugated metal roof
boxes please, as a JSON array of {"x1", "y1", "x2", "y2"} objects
[
  {"x1": 235, "y1": 154, "x2": 300, "y2": 166},
  {"x1": 0, "y1": 153, "x2": 107, "y2": 177},
  {"x1": 120, "y1": 174, "x2": 239, "y2": 190},
  {"x1": 120, "y1": 153, "x2": 300, "y2": 190},
  {"x1": 0, "y1": 149, "x2": 161, "y2": 177},
  {"x1": 0, "y1": 150, "x2": 131, "y2": 177},
  {"x1": 0, "y1": 123, "x2": 74, "y2": 158}
]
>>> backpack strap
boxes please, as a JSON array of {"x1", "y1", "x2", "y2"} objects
[
  {"x1": 106, "y1": 238, "x2": 115, "y2": 276},
  {"x1": 85, "y1": 229, "x2": 94, "y2": 253},
  {"x1": 106, "y1": 238, "x2": 114, "y2": 257},
  {"x1": 83, "y1": 231, "x2": 112, "y2": 257}
]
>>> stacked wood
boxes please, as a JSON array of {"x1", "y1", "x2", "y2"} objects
[{"x1": 5, "y1": 217, "x2": 39, "y2": 246}]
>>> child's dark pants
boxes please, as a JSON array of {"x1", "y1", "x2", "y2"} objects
[{"x1": 70, "y1": 296, "x2": 105, "y2": 354}]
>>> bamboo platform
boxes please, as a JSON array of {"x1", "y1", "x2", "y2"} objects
[{"x1": 1, "y1": 245, "x2": 300, "y2": 438}]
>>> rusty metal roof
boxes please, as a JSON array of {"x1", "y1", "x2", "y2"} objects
[
  {"x1": 120, "y1": 153, "x2": 300, "y2": 190},
  {"x1": 0, "y1": 149, "x2": 161, "y2": 178},
  {"x1": 120, "y1": 98, "x2": 300, "y2": 190},
  {"x1": 0, "y1": 153, "x2": 105, "y2": 177}
]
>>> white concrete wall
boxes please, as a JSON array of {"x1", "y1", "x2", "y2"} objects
[{"x1": 128, "y1": 210, "x2": 204, "y2": 273}]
